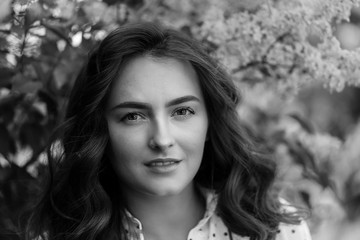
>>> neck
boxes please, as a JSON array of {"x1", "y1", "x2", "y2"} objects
[{"x1": 123, "y1": 183, "x2": 205, "y2": 240}]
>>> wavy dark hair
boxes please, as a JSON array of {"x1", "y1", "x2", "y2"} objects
[{"x1": 26, "y1": 22, "x2": 302, "y2": 240}]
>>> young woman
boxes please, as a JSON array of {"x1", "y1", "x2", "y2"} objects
[{"x1": 26, "y1": 23, "x2": 311, "y2": 240}]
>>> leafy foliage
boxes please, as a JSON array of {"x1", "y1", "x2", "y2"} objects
[
  {"x1": 198, "y1": 0, "x2": 360, "y2": 95},
  {"x1": 0, "y1": 0, "x2": 360, "y2": 239}
]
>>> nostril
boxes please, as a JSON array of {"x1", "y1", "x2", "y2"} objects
[
  {"x1": 148, "y1": 137, "x2": 174, "y2": 150},
  {"x1": 148, "y1": 122, "x2": 175, "y2": 150}
]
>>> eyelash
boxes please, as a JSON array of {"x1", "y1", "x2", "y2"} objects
[
  {"x1": 171, "y1": 107, "x2": 195, "y2": 118},
  {"x1": 120, "y1": 107, "x2": 195, "y2": 123},
  {"x1": 121, "y1": 112, "x2": 145, "y2": 122}
]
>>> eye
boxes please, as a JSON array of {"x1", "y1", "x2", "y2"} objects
[
  {"x1": 172, "y1": 107, "x2": 195, "y2": 119},
  {"x1": 121, "y1": 112, "x2": 146, "y2": 123}
]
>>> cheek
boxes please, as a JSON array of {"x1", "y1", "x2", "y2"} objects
[
  {"x1": 107, "y1": 131, "x2": 145, "y2": 183},
  {"x1": 178, "y1": 121, "x2": 208, "y2": 156},
  {"x1": 107, "y1": 127, "x2": 146, "y2": 164}
]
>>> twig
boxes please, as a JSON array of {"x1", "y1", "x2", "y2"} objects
[
  {"x1": 41, "y1": 22, "x2": 73, "y2": 48},
  {"x1": 266, "y1": 0, "x2": 272, "y2": 16}
]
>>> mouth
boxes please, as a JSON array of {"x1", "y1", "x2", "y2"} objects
[
  {"x1": 144, "y1": 158, "x2": 182, "y2": 173},
  {"x1": 144, "y1": 158, "x2": 182, "y2": 167}
]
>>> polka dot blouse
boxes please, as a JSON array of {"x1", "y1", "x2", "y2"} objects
[{"x1": 124, "y1": 191, "x2": 312, "y2": 240}]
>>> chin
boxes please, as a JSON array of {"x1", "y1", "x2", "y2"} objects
[
  {"x1": 146, "y1": 187, "x2": 183, "y2": 197},
  {"x1": 142, "y1": 182, "x2": 191, "y2": 197}
]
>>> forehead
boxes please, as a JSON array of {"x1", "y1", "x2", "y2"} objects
[{"x1": 107, "y1": 56, "x2": 203, "y2": 105}]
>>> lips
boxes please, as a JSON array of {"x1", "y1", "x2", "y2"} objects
[
  {"x1": 144, "y1": 158, "x2": 182, "y2": 173},
  {"x1": 144, "y1": 158, "x2": 182, "y2": 167}
]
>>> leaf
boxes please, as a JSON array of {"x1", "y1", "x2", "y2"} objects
[
  {"x1": 26, "y1": 2, "x2": 45, "y2": 26},
  {"x1": 103, "y1": 0, "x2": 144, "y2": 9},
  {"x1": 82, "y1": 1, "x2": 107, "y2": 24},
  {"x1": 0, "y1": 94, "x2": 24, "y2": 124},
  {"x1": 103, "y1": 0, "x2": 121, "y2": 6},
  {"x1": 11, "y1": 73, "x2": 43, "y2": 93},
  {"x1": 0, "y1": 0, "x2": 12, "y2": 23},
  {"x1": 41, "y1": 0, "x2": 58, "y2": 8},
  {"x1": 40, "y1": 38, "x2": 60, "y2": 58},
  {"x1": 10, "y1": 23, "x2": 25, "y2": 38},
  {"x1": 38, "y1": 90, "x2": 58, "y2": 117},
  {"x1": 218, "y1": 0, "x2": 266, "y2": 12},
  {"x1": 19, "y1": 122, "x2": 45, "y2": 152},
  {"x1": 0, "y1": 35, "x2": 9, "y2": 51},
  {"x1": 15, "y1": 0, "x2": 29, "y2": 4},
  {"x1": 42, "y1": 22, "x2": 71, "y2": 44},
  {"x1": 56, "y1": 0, "x2": 76, "y2": 20},
  {"x1": 53, "y1": 63, "x2": 69, "y2": 90},
  {"x1": 14, "y1": 80, "x2": 43, "y2": 93},
  {"x1": 124, "y1": 0, "x2": 144, "y2": 9},
  {"x1": 1, "y1": 163, "x2": 37, "y2": 221},
  {"x1": 0, "y1": 124, "x2": 16, "y2": 157},
  {"x1": 52, "y1": 54, "x2": 83, "y2": 93},
  {"x1": 288, "y1": 113, "x2": 315, "y2": 133},
  {"x1": 0, "y1": 68, "x2": 15, "y2": 89},
  {"x1": 0, "y1": 166, "x2": 12, "y2": 185}
]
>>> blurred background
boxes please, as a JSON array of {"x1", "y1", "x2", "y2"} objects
[{"x1": 0, "y1": 0, "x2": 359, "y2": 239}]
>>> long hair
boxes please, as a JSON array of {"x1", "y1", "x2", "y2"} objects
[{"x1": 26, "y1": 22, "x2": 301, "y2": 240}]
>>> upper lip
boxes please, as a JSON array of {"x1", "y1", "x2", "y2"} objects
[{"x1": 144, "y1": 158, "x2": 182, "y2": 166}]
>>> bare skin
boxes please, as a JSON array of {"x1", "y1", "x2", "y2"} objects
[
  {"x1": 123, "y1": 182, "x2": 205, "y2": 240},
  {"x1": 106, "y1": 56, "x2": 208, "y2": 240}
]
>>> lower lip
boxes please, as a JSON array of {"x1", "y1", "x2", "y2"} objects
[{"x1": 145, "y1": 161, "x2": 181, "y2": 174}]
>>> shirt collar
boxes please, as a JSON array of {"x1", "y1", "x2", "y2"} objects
[{"x1": 123, "y1": 188, "x2": 218, "y2": 239}]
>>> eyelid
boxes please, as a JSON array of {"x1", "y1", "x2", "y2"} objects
[
  {"x1": 120, "y1": 112, "x2": 147, "y2": 122},
  {"x1": 171, "y1": 106, "x2": 195, "y2": 116}
]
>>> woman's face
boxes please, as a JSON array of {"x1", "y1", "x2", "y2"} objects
[{"x1": 106, "y1": 56, "x2": 208, "y2": 197}]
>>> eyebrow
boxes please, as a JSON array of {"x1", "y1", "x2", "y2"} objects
[{"x1": 110, "y1": 95, "x2": 200, "y2": 111}]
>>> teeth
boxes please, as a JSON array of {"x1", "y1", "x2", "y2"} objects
[{"x1": 149, "y1": 161, "x2": 178, "y2": 167}]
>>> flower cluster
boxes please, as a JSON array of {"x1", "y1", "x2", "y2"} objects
[{"x1": 197, "y1": 0, "x2": 360, "y2": 95}]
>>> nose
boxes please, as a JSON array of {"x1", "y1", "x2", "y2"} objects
[{"x1": 148, "y1": 118, "x2": 175, "y2": 151}]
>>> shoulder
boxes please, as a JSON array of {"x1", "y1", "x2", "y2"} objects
[
  {"x1": 275, "y1": 199, "x2": 312, "y2": 240},
  {"x1": 229, "y1": 221, "x2": 312, "y2": 240},
  {"x1": 275, "y1": 220, "x2": 312, "y2": 240}
]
